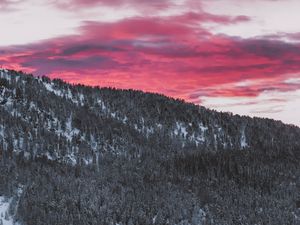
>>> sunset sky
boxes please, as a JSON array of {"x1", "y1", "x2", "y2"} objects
[{"x1": 1, "y1": 0, "x2": 300, "y2": 126}]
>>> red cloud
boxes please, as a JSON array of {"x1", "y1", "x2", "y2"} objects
[{"x1": 0, "y1": 11, "x2": 299, "y2": 105}]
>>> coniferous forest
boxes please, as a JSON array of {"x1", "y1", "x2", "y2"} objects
[{"x1": 0, "y1": 69, "x2": 299, "y2": 225}]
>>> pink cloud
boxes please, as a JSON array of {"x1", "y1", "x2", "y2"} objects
[{"x1": 0, "y1": 9, "x2": 299, "y2": 112}]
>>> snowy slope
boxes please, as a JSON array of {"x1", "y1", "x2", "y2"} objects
[
  {"x1": 0, "y1": 68, "x2": 300, "y2": 167},
  {"x1": 0, "y1": 197, "x2": 18, "y2": 225}
]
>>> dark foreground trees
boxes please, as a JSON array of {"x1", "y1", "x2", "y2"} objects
[{"x1": 0, "y1": 146, "x2": 299, "y2": 225}]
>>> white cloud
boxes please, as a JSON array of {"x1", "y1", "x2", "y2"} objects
[
  {"x1": 0, "y1": 0, "x2": 138, "y2": 46},
  {"x1": 202, "y1": 89, "x2": 300, "y2": 127},
  {"x1": 0, "y1": 0, "x2": 77, "y2": 46},
  {"x1": 203, "y1": 0, "x2": 300, "y2": 40}
]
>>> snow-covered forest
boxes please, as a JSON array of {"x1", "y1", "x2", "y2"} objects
[{"x1": 0, "y1": 69, "x2": 299, "y2": 224}]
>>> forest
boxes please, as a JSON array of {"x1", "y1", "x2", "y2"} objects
[{"x1": 0, "y1": 69, "x2": 299, "y2": 225}]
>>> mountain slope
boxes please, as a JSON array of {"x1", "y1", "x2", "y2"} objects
[
  {"x1": 0, "y1": 69, "x2": 299, "y2": 164},
  {"x1": 0, "y1": 69, "x2": 299, "y2": 225}
]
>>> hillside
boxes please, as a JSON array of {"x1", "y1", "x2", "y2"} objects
[{"x1": 0, "y1": 69, "x2": 299, "y2": 225}]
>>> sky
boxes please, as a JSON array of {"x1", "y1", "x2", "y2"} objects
[{"x1": 0, "y1": 0, "x2": 300, "y2": 126}]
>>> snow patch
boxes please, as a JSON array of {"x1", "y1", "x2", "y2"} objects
[
  {"x1": 240, "y1": 127, "x2": 248, "y2": 149},
  {"x1": 43, "y1": 82, "x2": 63, "y2": 97},
  {"x1": 0, "y1": 69, "x2": 10, "y2": 81},
  {"x1": 0, "y1": 197, "x2": 14, "y2": 225},
  {"x1": 174, "y1": 122, "x2": 188, "y2": 138},
  {"x1": 64, "y1": 115, "x2": 80, "y2": 141},
  {"x1": 0, "y1": 188, "x2": 23, "y2": 225}
]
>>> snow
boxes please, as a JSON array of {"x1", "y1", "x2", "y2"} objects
[
  {"x1": 67, "y1": 88, "x2": 73, "y2": 99},
  {"x1": 66, "y1": 152, "x2": 77, "y2": 166},
  {"x1": 152, "y1": 214, "x2": 157, "y2": 224},
  {"x1": 0, "y1": 195, "x2": 21, "y2": 225},
  {"x1": 79, "y1": 93, "x2": 84, "y2": 105},
  {"x1": 122, "y1": 116, "x2": 128, "y2": 123},
  {"x1": 240, "y1": 127, "x2": 248, "y2": 148},
  {"x1": 111, "y1": 112, "x2": 116, "y2": 118},
  {"x1": 64, "y1": 115, "x2": 80, "y2": 141},
  {"x1": 46, "y1": 152, "x2": 54, "y2": 160},
  {"x1": 0, "y1": 197, "x2": 13, "y2": 225},
  {"x1": 181, "y1": 126, "x2": 188, "y2": 138},
  {"x1": 174, "y1": 122, "x2": 188, "y2": 138},
  {"x1": 42, "y1": 81, "x2": 82, "y2": 106},
  {"x1": 0, "y1": 125, "x2": 4, "y2": 139},
  {"x1": 292, "y1": 211, "x2": 299, "y2": 221},
  {"x1": 83, "y1": 157, "x2": 93, "y2": 165},
  {"x1": 0, "y1": 69, "x2": 10, "y2": 81},
  {"x1": 213, "y1": 134, "x2": 217, "y2": 150},
  {"x1": 173, "y1": 121, "x2": 210, "y2": 147},
  {"x1": 43, "y1": 82, "x2": 63, "y2": 97},
  {"x1": 0, "y1": 69, "x2": 8, "y2": 73},
  {"x1": 199, "y1": 123, "x2": 208, "y2": 132}
]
